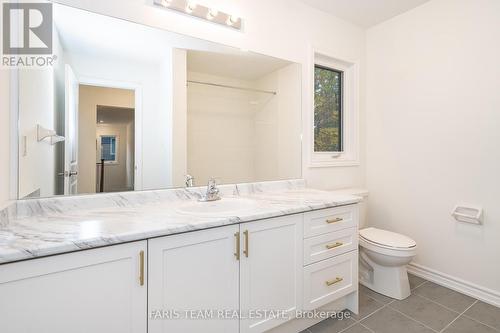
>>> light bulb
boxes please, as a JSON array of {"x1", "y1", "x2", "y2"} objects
[
  {"x1": 186, "y1": 2, "x2": 197, "y2": 13},
  {"x1": 207, "y1": 8, "x2": 218, "y2": 20},
  {"x1": 226, "y1": 15, "x2": 239, "y2": 26}
]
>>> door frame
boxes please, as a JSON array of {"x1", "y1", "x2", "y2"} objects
[
  {"x1": 78, "y1": 76, "x2": 144, "y2": 191},
  {"x1": 9, "y1": 69, "x2": 19, "y2": 201}
]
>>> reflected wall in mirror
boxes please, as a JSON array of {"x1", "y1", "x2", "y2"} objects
[{"x1": 17, "y1": 4, "x2": 302, "y2": 199}]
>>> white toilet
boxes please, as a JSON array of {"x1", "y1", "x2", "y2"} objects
[
  {"x1": 359, "y1": 227, "x2": 417, "y2": 300},
  {"x1": 329, "y1": 189, "x2": 417, "y2": 300}
]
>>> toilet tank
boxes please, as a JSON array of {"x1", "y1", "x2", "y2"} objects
[{"x1": 328, "y1": 188, "x2": 369, "y2": 229}]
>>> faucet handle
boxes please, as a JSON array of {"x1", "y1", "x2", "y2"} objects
[
  {"x1": 185, "y1": 174, "x2": 195, "y2": 187},
  {"x1": 199, "y1": 177, "x2": 222, "y2": 201},
  {"x1": 207, "y1": 177, "x2": 218, "y2": 191}
]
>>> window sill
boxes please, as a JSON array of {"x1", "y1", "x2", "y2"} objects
[
  {"x1": 97, "y1": 161, "x2": 119, "y2": 165},
  {"x1": 309, "y1": 152, "x2": 359, "y2": 168}
]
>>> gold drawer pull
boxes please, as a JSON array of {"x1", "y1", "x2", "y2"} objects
[
  {"x1": 243, "y1": 230, "x2": 249, "y2": 258},
  {"x1": 325, "y1": 242, "x2": 343, "y2": 249},
  {"x1": 139, "y1": 250, "x2": 145, "y2": 286},
  {"x1": 325, "y1": 277, "x2": 343, "y2": 286},
  {"x1": 234, "y1": 232, "x2": 240, "y2": 261},
  {"x1": 326, "y1": 217, "x2": 343, "y2": 224}
]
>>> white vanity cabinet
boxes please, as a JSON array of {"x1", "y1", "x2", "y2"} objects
[
  {"x1": 148, "y1": 225, "x2": 240, "y2": 333},
  {"x1": 0, "y1": 241, "x2": 148, "y2": 333},
  {"x1": 0, "y1": 204, "x2": 359, "y2": 333},
  {"x1": 239, "y1": 215, "x2": 303, "y2": 333},
  {"x1": 302, "y1": 206, "x2": 359, "y2": 311},
  {"x1": 148, "y1": 215, "x2": 303, "y2": 333}
]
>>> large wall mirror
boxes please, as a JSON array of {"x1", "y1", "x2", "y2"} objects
[{"x1": 16, "y1": 3, "x2": 302, "y2": 199}]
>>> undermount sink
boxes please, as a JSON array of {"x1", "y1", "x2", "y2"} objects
[{"x1": 176, "y1": 198, "x2": 260, "y2": 217}]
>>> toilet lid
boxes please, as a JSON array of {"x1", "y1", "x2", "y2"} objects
[{"x1": 359, "y1": 227, "x2": 416, "y2": 249}]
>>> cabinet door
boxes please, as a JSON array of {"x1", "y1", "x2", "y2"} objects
[
  {"x1": 240, "y1": 215, "x2": 303, "y2": 333},
  {"x1": 148, "y1": 225, "x2": 240, "y2": 333},
  {"x1": 0, "y1": 241, "x2": 147, "y2": 333}
]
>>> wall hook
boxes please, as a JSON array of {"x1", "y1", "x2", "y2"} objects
[
  {"x1": 37, "y1": 125, "x2": 65, "y2": 145},
  {"x1": 37, "y1": 125, "x2": 56, "y2": 142},
  {"x1": 50, "y1": 135, "x2": 65, "y2": 145}
]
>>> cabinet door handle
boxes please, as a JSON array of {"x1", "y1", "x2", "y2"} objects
[
  {"x1": 325, "y1": 277, "x2": 343, "y2": 286},
  {"x1": 326, "y1": 217, "x2": 343, "y2": 224},
  {"x1": 243, "y1": 230, "x2": 249, "y2": 258},
  {"x1": 234, "y1": 232, "x2": 240, "y2": 261},
  {"x1": 325, "y1": 242, "x2": 343, "y2": 249},
  {"x1": 139, "y1": 250, "x2": 145, "y2": 286}
]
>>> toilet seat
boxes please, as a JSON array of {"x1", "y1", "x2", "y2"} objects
[
  {"x1": 359, "y1": 228, "x2": 417, "y2": 257},
  {"x1": 360, "y1": 227, "x2": 416, "y2": 249}
]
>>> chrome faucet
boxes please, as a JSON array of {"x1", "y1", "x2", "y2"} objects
[
  {"x1": 199, "y1": 177, "x2": 221, "y2": 202},
  {"x1": 185, "y1": 174, "x2": 194, "y2": 188}
]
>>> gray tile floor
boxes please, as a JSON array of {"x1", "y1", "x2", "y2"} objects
[{"x1": 301, "y1": 274, "x2": 500, "y2": 333}]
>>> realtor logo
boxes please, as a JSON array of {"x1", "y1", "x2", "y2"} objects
[
  {"x1": 1, "y1": 2, "x2": 55, "y2": 67},
  {"x1": 2, "y1": 2, "x2": 52, "y2": 54}
]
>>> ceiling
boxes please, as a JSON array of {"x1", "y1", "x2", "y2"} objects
[
  {"x1": 300, "y1": 0, "x2": 431, "y2": 27},
  {"x1": 96, "y1": 106, "x2": 135, "y2": 125},
  {"x1": 187, "y1": 50, "x2": 291, "y2": 81}
]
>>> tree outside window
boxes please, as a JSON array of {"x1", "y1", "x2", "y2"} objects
[{"x1": 314, "y1": 65, "x2": 342, "y2": 152}]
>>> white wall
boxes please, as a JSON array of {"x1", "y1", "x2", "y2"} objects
[
  {"x1": 187, "y1": 71, "x2": 257, "y2": 185},
  {"x1": 51, "y1": 0, "x2": 366, "y2": 191},
  {"x1": 0, "y1": 70, "x2": 10, "y2": 209},
  {"x1": 18, "y1": 68, "x2": 57, "y2": 198},
  {"x1": 14, "y1": 28, "x2": 69, "y2": 199},
  {"x1": 125, "y1": 122, "x2": 135, "y2": 189},
  {"x1": 171, "y1": 48, "x2": 188, "y2": 187},
  {"x1": 366, "y1": 0, "x2": 500, "y2": 293},
  {"x1": 186, "y1": 65, "x2": 302, "y2": 186},
  {"x1": 255, "y1": 63, "x2": 302, "y2": 181}
]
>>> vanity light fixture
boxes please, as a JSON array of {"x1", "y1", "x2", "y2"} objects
[{"x1": 154, "y1": 0, "x2": 242, "y2": 30}]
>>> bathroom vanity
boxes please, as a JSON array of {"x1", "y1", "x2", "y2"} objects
[
  {"x1": 1, "y1": 4, "x2": 361, "y2": 331},
  {"x1": 0, "y1": 180, "x2": 360, "y2": 333}
]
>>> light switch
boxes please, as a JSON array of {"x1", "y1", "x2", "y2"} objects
[{"x1": 22, "y1": 135, "x2": 27, "y2": 157}]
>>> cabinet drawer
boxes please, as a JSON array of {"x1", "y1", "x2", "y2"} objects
[
  {"x1": 303, "y1": 227, "x2": 358, "y2": 266},
  {"x1": 303, "y1": 251, "x2": 358, "y2": 310},
  {"x1": 304, "y1": 205, "x2": 358, "y2": 238}
]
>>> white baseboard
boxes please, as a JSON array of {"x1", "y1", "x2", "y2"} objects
[{"x1": 407, "y1": 262, "x2": 500, "y2": 308}]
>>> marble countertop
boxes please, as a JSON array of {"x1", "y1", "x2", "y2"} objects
[{"x1": 0, "y1": 180, "x2": 361, "y2": 265}]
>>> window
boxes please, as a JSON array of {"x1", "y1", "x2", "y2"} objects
[
  {"x1": 310, "y1": 52, "x2": 359, "y2": 167},
  {"x1": 100, "y1": 135, "x2": 118, "y2": 162},
  {"x1": 314, "y1": 65, "x2": 343, "y2": 152}
]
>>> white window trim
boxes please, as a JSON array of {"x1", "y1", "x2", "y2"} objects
[
  {"x1": 98, "y1": 134, "x2": 120, "y2": 165},
  {"x1": 309, "y1": 50, "x2": 360, "y2": 168}
]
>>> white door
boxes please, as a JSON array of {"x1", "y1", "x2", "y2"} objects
[
  {"x1": 0, "y1": 241, "x2": 147, "y2": 333},
  {"x1": 148, "y1": 226, "x2": 240, "y2": 333},
  {"x1": 240, "y1": 215, "x2": 303, "y2": 333},
  {"x1": 64, "y1": 64, "x2": 79, "y2": 195}
]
